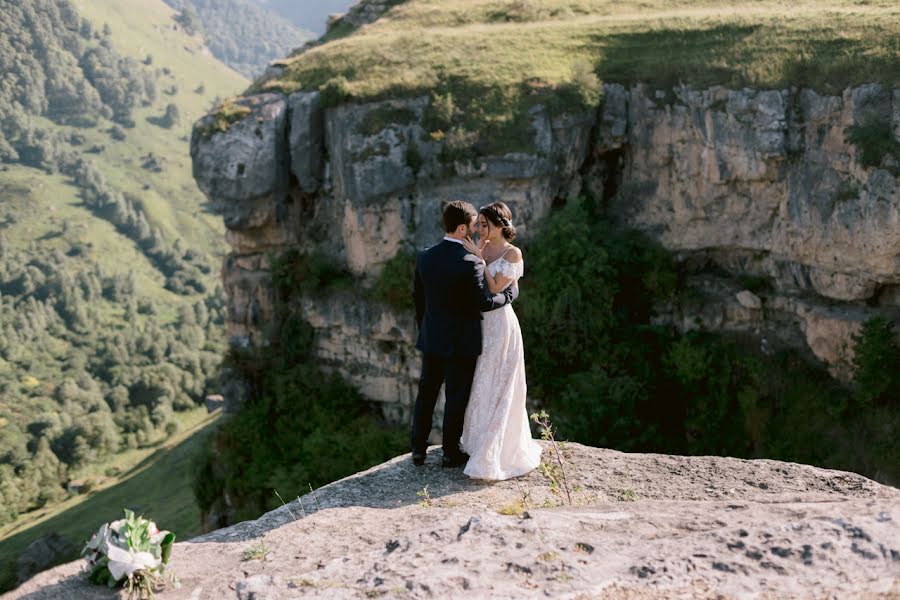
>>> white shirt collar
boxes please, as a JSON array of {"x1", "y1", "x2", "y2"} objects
[{"x1": 443, "y1": 236, "x2": 464, "y2": 245}]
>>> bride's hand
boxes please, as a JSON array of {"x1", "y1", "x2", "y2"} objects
[
  {"x1": 493, "y1": 273, "x2": 512, "y2": 288},
  {"x1": 462, "y1": 236, "x2": 482, "y2": 260}
]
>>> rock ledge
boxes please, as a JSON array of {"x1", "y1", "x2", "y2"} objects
[{"x1": 7, "y1": 443, "x2": 899, "y2": 599}]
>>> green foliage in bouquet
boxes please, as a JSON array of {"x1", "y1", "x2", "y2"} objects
[{"x1": 82, "y1": 509, "x2": 176, "y2": 599}]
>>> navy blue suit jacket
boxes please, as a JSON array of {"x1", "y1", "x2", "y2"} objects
[{"x1": 414, "y1": 239, "x2": 518, "y2": 358}]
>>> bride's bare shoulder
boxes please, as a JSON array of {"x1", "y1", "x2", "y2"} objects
[{"x1": 504, "y1": 245, "x2": 523, "y2": 263}]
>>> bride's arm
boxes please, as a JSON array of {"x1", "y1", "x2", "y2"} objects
[
  {"x1": 484, "y1": 268, "x2": 511, "y2": 293},
  {"x1": 461, "y1": 238, "x2": 511, "y2": 292}
]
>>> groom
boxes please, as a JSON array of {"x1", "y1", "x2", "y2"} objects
[{"x1": 410, "y1": 200, "x2": 518, "y2": 467}]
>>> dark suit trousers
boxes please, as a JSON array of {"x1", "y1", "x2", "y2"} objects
[{"x1": 410, "y1": 352, "x2": 477, "y2": 458}]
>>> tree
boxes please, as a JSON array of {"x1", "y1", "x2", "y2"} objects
[{"x1": 853, "y1": 318, "x2": 900, "y2": 407}]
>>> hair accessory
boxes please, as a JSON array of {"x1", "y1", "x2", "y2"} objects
[{"x1": 481, "y1": 205, "x2": 507, "y2": 226}]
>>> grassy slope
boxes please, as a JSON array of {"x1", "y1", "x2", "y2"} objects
[
  {"x1": 0, "y1": 0, "x2": 246, "y2": 587},
  {"x1": 0, "y1": 409, "x2": 220, "y2": 587},
  {"x1": 0, "y1": 167, "x2": 172, "y2": 310},
  {"x1": 2, "y1": 0, "x2": 246, "y2": 314},
  {"x1": 262, "y1": 0, "x2": 900, "y2": 98},
  {"x1": 71, "y1": 0, "x2": 246, "y2": 263}
]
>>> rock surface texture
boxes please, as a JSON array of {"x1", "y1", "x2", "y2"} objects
[
  {"x1": 188, "y1": 81, "x2": 900, "y2": 416},
  {"x1": 7, "y1": 444, "x2": 900, "y2": 599}
]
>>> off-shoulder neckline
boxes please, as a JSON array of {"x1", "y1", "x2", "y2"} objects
[{"x1": 487, "y1": 257, "x2": 523, "y2": 268}]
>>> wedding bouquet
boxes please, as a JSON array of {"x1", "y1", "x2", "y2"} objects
[{"x1": 82, "y1": 509, "x2": 176, "y2": 599}]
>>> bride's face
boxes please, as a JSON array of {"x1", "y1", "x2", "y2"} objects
[
  {"x1": 478, "y1": 215, "x2": 493, "y2": 241},
  {"x1": 467, "y1": 216, "x2": 478, "y2": 238}
]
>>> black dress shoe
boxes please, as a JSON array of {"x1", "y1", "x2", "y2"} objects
[
  {"x1": 412, "y1": 451, "x2": 426, "y2": 466},
  {"x1": 441, "y1": 452, "x2": 470, "y2": 469}
]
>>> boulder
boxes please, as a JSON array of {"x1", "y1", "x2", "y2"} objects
[
  {"x1": 191, "y1": 94, "x2": 290, "y2": 225},
  {"x1": 16, "y1": 533, "x2": 76, "y2": 586}
]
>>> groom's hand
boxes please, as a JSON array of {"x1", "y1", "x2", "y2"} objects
[{"x1": 461, "y1": 236, "x2": 483, "y2": 261}]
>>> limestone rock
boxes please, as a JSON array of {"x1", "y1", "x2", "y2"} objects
[
  {"x1": 800, "y1": 305, "x2": 865, "y2": 381},
  {"x1": 287, "y1": 92, "x2": 324, "y2": 194},
  {"x1": 190, "y1": 94, "x2": 290, "y2": 225},
  {"x1": 16, "y1": 533, "x2": 76, "y2": 586},
  {"x1": 9, "y1": 444, "x2": 900, "y2": 599},
  {"x1": 235, "y1": 575, "x2": 283, "y2": 600},
  {"x1": 608, "y1": 83, "x2": 899, "y2": 291},
  {"x1": 596, "y1": 82, "x2": 628, "y2": 151},
  {"x1": 735, "y1": 290, "x2": 762, "y2": 309},
  {"x1": 325, "y1": 98, "x2": 426, "y2": 205},
  {"x1": 809, "y1": 268, "x2": 877, "y2": 302},
  {"x1": 336, "y1": 0, "x2": 399, "y2": 29}
]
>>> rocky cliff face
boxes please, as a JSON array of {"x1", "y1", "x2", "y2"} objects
[
  {"x1": 9, "y1": 445, "x2": 900, "y2": 599},
  {"x1": 599, "y1": 83, "x2": 900, "y2": 379},
  {"x1": 189, "y1": 81, "x2": 899, "y2": 415}
]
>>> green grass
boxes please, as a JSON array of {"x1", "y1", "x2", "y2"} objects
[
  {"x1": 54, "y1": 0, "x2": 246, "y2": 260},
  {"x1": 0, "y1": 167, "x2": 178, "y2": 308},
  {"x1": 0, "y1": 408, "x2": 219, "y2": 592},
  {"x1": 244, "y1": 1, "x2": 899, "y2": 160},
  {"x1": 260, "y1": 0, "x2": 899, "y2": 100},
  {"x1": 195, "y1": 99, "x2": 254, "y2": 137}
]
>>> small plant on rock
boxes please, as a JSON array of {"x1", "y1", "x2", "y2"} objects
[
  {"x1": 497, "y1": 501, "x2": 526, "y2": 516},
  {"x1": 416, "y1": 484, "x2": 432, "y2": 508},
  {"x1": 531, "y1": 410, "x2": 573, "y2": 505},
  {"x1": 242, "y1": 542, "x2": 269, "y2": 561}
]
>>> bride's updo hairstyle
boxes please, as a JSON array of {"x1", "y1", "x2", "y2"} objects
[{"x1": 479, "y1": 202, "x2": 516, "y2": 241}]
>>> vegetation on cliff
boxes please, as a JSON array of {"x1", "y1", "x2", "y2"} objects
[
  {"x1": 519, "y1": 198, "x2": 899, "y2": 483},
  {"x1": 256, "y1": 0, "x2": 899, "y2": 132},
  {"x1": 193, "y1": 348, "x2": 407, "y2": 524},
  {"x1": 268, "y1": 0, "x2": 899, "y2": 94},
  {"x1": 193, "y1": 251, "x2": 405, "y2": 524}
]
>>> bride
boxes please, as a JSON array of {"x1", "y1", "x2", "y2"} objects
[{"x1": 460, "y1": 202, "x2": 542, "y2": 480}]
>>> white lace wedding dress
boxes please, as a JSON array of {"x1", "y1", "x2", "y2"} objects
[{"x1": 460, "y1": 255, "x2": 542, "y2": 480}]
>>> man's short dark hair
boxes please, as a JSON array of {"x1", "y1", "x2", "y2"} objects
[{"x1": 442, "y1": 200, "x2": 477, "y2": 233}]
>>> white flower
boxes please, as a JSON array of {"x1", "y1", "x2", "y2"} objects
[
  {"x1": 82, "y1": 523, "x2": 112, "y2": 569},
  {"x1": 108, "y1": 518, "x2": 126, "y2": 535},
  {"x1": 106, "y1": 545, "x2": 162, "y2": 581}
]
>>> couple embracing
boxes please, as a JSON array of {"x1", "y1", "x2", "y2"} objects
[{"x1": 411, "y1": 200, "x2": 542, "y2": 480}]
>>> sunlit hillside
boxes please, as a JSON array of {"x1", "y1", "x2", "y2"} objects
[
  {"x1": 74, "y1": 0, "x2": 246, "y2": 256},
  {"x1": 0, "y1": 0, "x2": 248, "y2": 590}
]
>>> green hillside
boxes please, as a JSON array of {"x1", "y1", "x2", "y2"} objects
[
  {"x1": 0, "y1": 408, "x2": 219, "y2": 592},
  {"x1": 160, "y1": 0, "x2": 315, "y2": 78},
  {"x1": 71, "y1": 0, "x2": 246, "y2": 253},
  {"x1": 252, "y1": 0, "x2": 355, "y2": 34},
  {"x1": 0, "y1": 0, "x2": 247, "y2": 590}
]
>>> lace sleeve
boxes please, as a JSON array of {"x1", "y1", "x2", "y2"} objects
[{"x1": 495, "y1": 259, "x2": 524, "y2": 282}]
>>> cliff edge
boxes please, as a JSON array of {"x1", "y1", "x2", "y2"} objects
[{"x1": 8, "y1": 444, "x2": 900, "y2": 599}]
